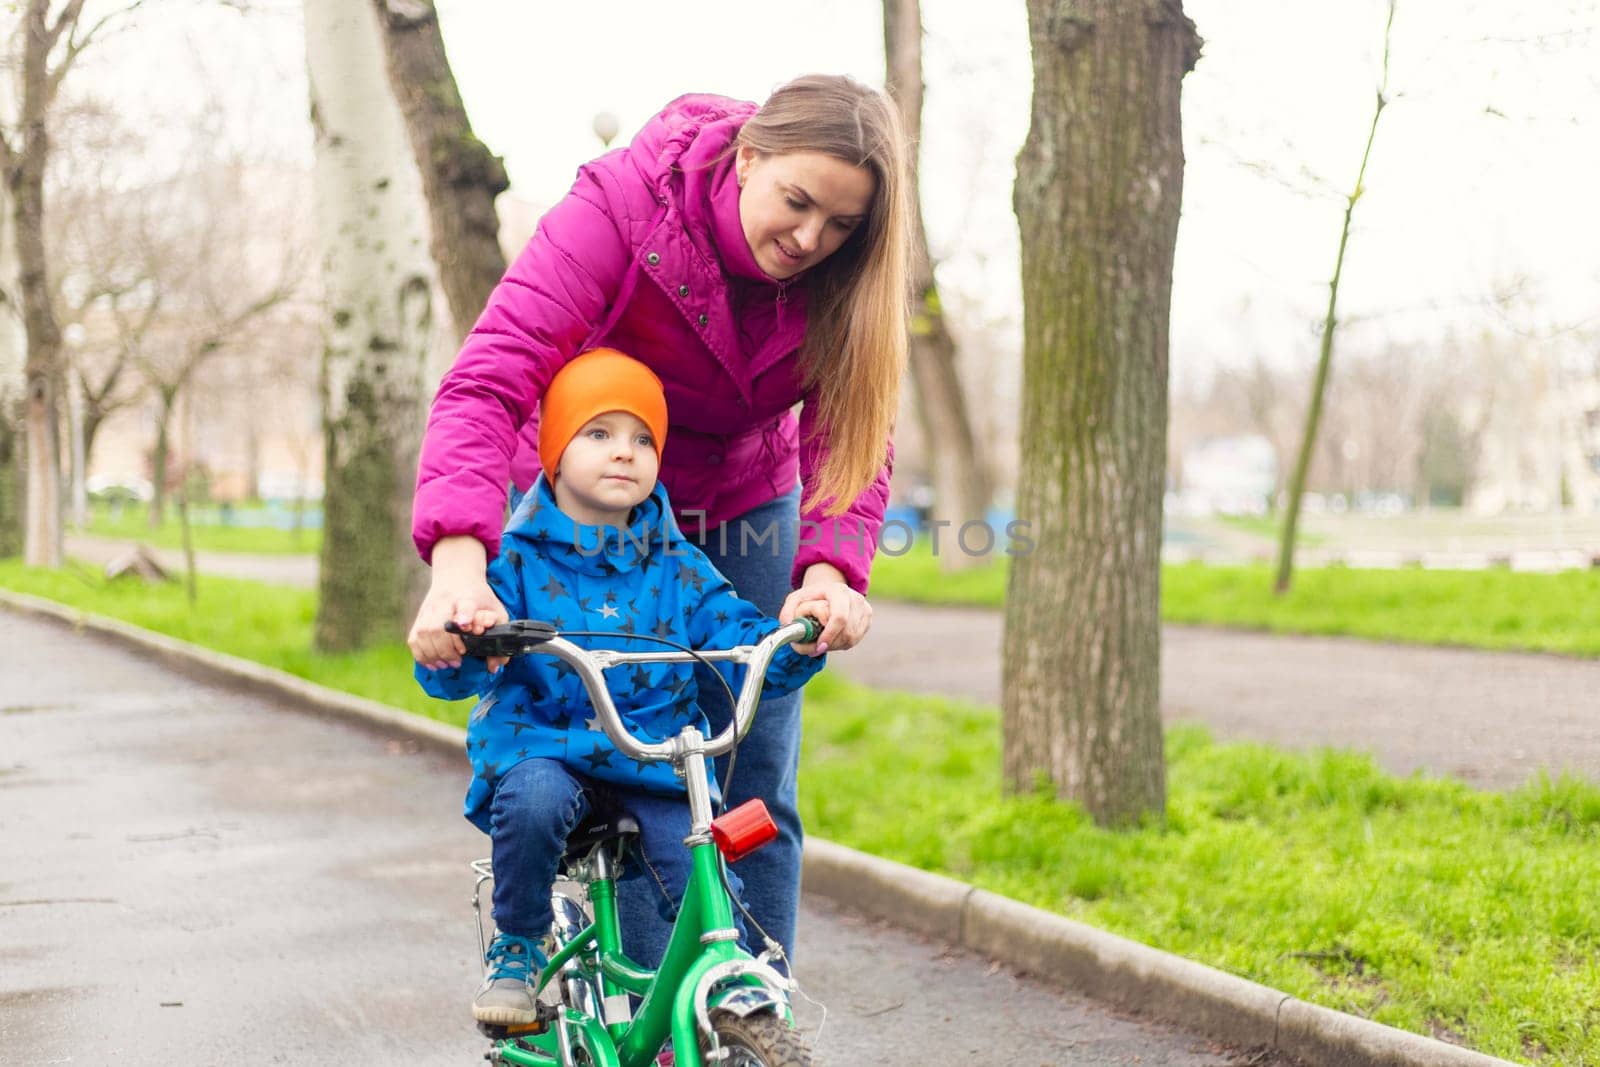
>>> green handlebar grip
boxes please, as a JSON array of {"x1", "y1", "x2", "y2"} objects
[{"x1": 800, "y1": 617, "x2": 821, "y2": 643}]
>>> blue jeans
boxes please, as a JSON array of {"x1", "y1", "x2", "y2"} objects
[
  {"x1": 489, "y1": 758, "x2": 742, "y2": 941},
  {"x1": 617, "y1": 487, "x2": 805, "y2": 969}
]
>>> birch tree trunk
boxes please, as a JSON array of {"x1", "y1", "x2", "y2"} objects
[
  {"x1": 305, "y1": 0, "x2": 447, "y2": 652},
  {"x1": 1005, "y1": 0, "x2": 1198, "y2": 826},
  {"x1": 883, "y1": 0, "x2": 993, "y2": 559},
  {"x1": 369, "y1": 0, "x2": 507, "y2": 344},
  {"x1": 0, "y1": 73, "x2": 24, "y2": 558}
]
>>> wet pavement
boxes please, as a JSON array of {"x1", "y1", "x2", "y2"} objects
[{"x1": 1, "y1": 609, "x2": 1280, "y2": 1066}]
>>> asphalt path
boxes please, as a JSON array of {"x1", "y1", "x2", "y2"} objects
[
  {"x1": 835, "y1": 602, "x2": 1600, "y2": 791},
  {"x1": 1, "y1": 610, "x2": 1276, "y2": 1066}
]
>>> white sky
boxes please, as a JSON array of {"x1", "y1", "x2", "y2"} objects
[{"x1": 66, "y1": 0, "x2": 1600, "y2": 386}]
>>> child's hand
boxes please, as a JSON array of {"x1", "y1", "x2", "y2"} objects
[
  {"x1": 790, "y1": 599, "x2": 831, "y2": 657},
  {"x1": 468, "y1": 608, "x2": 510, "y2": 674}
]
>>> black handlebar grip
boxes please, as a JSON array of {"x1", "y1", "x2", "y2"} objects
[{"x1": 445, "y1": 619, "x2": 559, "y2": 659}]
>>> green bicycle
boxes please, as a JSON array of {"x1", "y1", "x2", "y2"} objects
[{"x1": 452, "y1": 617, "x2": 820, "y2": 1067}]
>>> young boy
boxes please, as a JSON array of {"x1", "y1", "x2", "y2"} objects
[{"x1": 416, "y1": 348, "x2": 827, "y2": 1026}]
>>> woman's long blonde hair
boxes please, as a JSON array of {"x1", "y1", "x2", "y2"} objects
[{"x1": 737, "y1": 74, "x2": 910, "y2": 515}]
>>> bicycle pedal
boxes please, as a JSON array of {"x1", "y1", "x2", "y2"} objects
[{"x1": 476, "y1": 1002, "x2": 557, "y2": 1041}]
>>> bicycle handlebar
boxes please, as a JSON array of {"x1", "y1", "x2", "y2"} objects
[{"x1": 444, "y1": 617, "x2": 819, "y2": 763}]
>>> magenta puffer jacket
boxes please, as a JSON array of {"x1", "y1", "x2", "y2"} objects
[{"x1": 412, "y1": 94, "x2": 892, "y2": 593}]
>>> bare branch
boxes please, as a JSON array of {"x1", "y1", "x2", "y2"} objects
[
  {"x1": 47, "y1": 0, "x2": 153, "y2": 105},
  {"x1": 42, "y1": 0, "x2": 90, "y2": 58}
]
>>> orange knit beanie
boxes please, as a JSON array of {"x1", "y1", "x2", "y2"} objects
[{"x1": 538, "y1": 348, "x2": 669, "y2": 479}]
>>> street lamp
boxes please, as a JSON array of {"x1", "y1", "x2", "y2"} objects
[{"x1": 592, "y1": 111, "x2": 620, "y2": 148}]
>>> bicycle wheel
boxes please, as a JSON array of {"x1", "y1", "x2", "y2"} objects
[{"x1": 705, "y1": 1010, "x2": 811, "y2": 1067}]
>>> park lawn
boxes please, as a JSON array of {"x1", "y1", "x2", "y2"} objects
[
  {"x1": 1217, "y1": 513, "x2": 1328, "y2": 547},
  {"x1": 869, "y1": 547, "x2": 1600, "y2": 657},
  {"x1": 80, "y1": 502, "x2": 322, "y2": 556},
  {"x1": 801, "y1": 680, "x2": 1600, "y2": 1065},
  {"x1": 3, "y1": 561, "x2": 1595, "y2": 1062}
]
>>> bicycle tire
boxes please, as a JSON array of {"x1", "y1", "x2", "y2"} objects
[{"x1": 704, "y1": 1010, "x2": 812, "y2": 1067}]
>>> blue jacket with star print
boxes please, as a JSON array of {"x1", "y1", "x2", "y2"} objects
[{"x1": 416, "y1": 476, "x2": 825, "y2": 832}]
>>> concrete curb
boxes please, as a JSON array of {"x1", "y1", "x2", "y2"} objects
[
  {"x1": 801, "y1": 842, "x2": 1515, "y2": 1067},
  {"x1": 2, "y1": 590, "x2": 1517, "y2": 1067}
]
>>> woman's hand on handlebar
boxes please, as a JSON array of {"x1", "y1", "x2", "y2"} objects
[
  {"x1": 780, "y1": 562, "x2": 871, "y2": 656},
  {"x1": 787, "y1": 599, "x2": 831, "y2": 656},
  {"x1": 408, "y1": 536, "x2": 510, "y2": 673}
]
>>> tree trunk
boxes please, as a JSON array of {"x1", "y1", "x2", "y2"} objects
[
  {"x1": 370, "y1": 0, "x2": 508, "y2": 344},
  {"x1": 1004, "y1": 0, "x2": 1198, "y2": 826},
  {"x1": 883, "y1": 0, "x2": 993, "y2": 563},
  {"x1": 78, "y1": 354, "x2": 129, "y2": 482},
  {"x1": 65, "y1": 368, "x2": 86, "y2": 527},
  {"x1": 12, "y1": 87, "x2": 63, "y2": 568},
  {"x1": 0, "y1": 146, "x2": 23, "y2": 559},
  {"x1": 177, "y1": 440, "x2": 197, "y2": 605},
  {"x1": 305, "y1": 0, "x2": 445, "y2": 653},
  {"x1": 148, "y1": 385, "x2": 176, "y2": 528},
  {"x1": 81, "y1": 404, "x2": 106, "y2": 480}
]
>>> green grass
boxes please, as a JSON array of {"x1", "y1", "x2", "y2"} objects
[
  {"x1": 799, "y1": 674, "x2": 1600, "y2": 1065},
  {"x1": 1216, "y1": 512, "x2": 1327, "y2": 546},
  {"x1": 869, "y1": 542, "x2": 1013, "y2": 606},
  {"x1": 868, "y1": 547, "x2": 1600, "y2": 657},
  {"x1": 4, "y1": 560, "x2": 1596, "y2": 1062},
  {"x1": 79, "y1": 501, "x2": 322, "y2": 556},
  {"x1": 1163, "y1": 562, "x2": 1600, "y2": 657}
]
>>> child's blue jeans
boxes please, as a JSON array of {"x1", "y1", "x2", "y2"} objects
[{"x1": 489, "y1": 757, "x2": 743, "y2": 943}]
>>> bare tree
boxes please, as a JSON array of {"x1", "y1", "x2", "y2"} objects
[
  {"x1": 130, "y1": 307, "x2": 297, "y2": 530},
  {"x1": 1274, "y1": 1, "x2": 1396, "y2": 593},
  {"x1": 883, "y1": 0, "x2": 993, "y2": 556},
  {"x1": 369, "y1": 0, "x2": 507, "y2": 343},
  {"x1": 0, "y1": 0, "x2": 149, "y2": 566},
  {"x1": 1006, "y1": 0, "x2": 1199, "y2": 826},
  {"x1": 48, "y1": 99, "x2": 157, "y2": 512},
  {"x1": 122, "y1": 156, "x2": 301, "y2": 601},
  {"x1": 68, "y1": 103, "x2": 308, "y2": 534}
]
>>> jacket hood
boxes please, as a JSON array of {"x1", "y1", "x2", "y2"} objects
[{"x1": 505, "y1": 476, "x2": 680, "y2": 577}]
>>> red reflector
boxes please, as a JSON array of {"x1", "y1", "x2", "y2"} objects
[{"x1": 710, "y1": 799, "x2": 779, "y2": 863}]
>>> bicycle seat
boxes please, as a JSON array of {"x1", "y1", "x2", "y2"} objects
[{"x1": 562, "y1": 811, "x2": 640, "y2": 866}]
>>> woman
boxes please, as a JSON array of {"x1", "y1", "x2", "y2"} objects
[{"x1": 408, "y1": 74, "x2": 911, "y2": 966}]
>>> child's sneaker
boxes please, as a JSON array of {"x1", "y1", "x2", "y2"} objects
[{"x1": 472, "y1": 932, "x2": 549, "y2": 1025}]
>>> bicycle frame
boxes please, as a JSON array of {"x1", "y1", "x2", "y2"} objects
[
  {"x1": 474, "y1": 621, "x2": 815, "y2": 1067},
  {"x1": 494, "y1": 825, "x2": 786, "y2": 1065}
]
